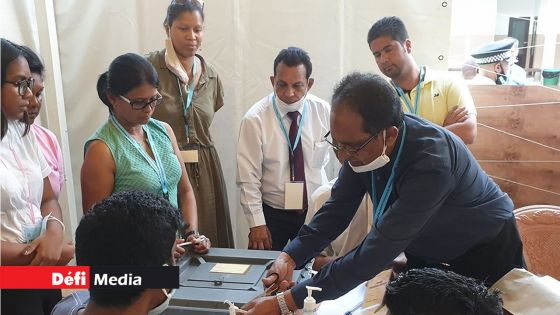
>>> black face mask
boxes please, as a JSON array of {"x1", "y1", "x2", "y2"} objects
[{"x1": 495, "y1": 64, "x2": 508, "y2": 85}]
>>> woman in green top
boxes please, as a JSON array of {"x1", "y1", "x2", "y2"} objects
[
  {"x1": 146, "y1": 0, "x2": 233, "y2": 247},
  {"x1": 81, "y1": 53, "x2": 209, "y2": 254}
]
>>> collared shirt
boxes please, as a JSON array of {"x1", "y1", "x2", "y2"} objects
[
  {"x1": 237, "y1": 93, "x2": 330, "y2": 227},
  {"x1": 147, "y1": 50, "x2": 224, "y2": 148},
  {"x1": 507, "y1": 64, "x2": 527, "y2": 85},
  {"x1": 398, "y1": 67, "x2": 477, "y2": 126},
  {"x1": 468, "y1": 74, "x2": 496, "y2": 85},
  {"x1": 1, "y1": 120, "x2": 51, "y2": 243},
  {"x1": 31, "y1": 124, "x2": 64, "y2": 198},
  {"x1": 284, "y1": 114, "x2": 514, "y2": 307}
]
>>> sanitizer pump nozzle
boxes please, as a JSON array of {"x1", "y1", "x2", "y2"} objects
[
  {"x1": 224, "y1": 300, "x2": 247, "y2": 315},
  {"x1": 302, "y1": 286, "x2": 322, "y2": 315}
]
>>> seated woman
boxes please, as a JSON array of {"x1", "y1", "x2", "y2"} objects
[
  {"x1": 1, "y1": 38, "x2": 74, "y2": 315},
  {"x1": 81, "y1": 53, "x2": 209, "y2": 254},
  {"x1": 19, "y1": 45, "x2": 65, "y2": 198}
]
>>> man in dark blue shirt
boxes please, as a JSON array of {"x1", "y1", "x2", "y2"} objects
[{"x1": 243, "y1": 72, "x2": 524, "y2": 314}]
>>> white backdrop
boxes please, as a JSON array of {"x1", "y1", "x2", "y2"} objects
[{"x1": 1, "y1": 0, "x2": 452, "y2": 248}]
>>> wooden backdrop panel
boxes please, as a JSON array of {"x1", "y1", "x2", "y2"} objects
[
  {"x1": 468, "y1": 85, "x2": 560, "y2": 208},
  {"x1": 468, "y1": 86, "x2": 559, "y2": 105},
  {"x1": 472, "y1": 127, "x2": 560, "y2": 161}
]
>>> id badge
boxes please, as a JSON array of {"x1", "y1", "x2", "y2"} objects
[
  {"x1": 284, "y1": 182, "x2": 305, "y2": 210},
  {"x1": 180, "y1": 150, "x2": 199, "y2": 163}
]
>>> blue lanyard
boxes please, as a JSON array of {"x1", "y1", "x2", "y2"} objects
[
  {"x1": 110, "y1": 115, "x2": 170, "y2": 199},
  {"x1": 370, "y1": 121, "x2": 407, "y2": 226},
  {"x1": 393, "y1": 67, "x2": 424, "y2": 115},
  {"x1": 176, "y1": 61, "x2": 197, "y2": 140},
  {"x1": 272, "y1": 95, "x2": 307, "y2": 181}
]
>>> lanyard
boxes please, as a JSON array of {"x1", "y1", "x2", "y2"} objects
[
  {"x1": 370, "y1": 120, "x2": 407, "y2": 226},
  {"x1": 110, "y1": 115, "x2": 169, "y2": 199},
  {"x1": 393, "y1": 66, "x2": 425, "y2": 115},
  {"x1": 272, "y1": 95, "x2": 307, "y2": 181},
  {"x1": 176, "y1": 61, "x2": 197, "y2": 141}
]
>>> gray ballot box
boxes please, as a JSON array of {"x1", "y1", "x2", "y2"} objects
[{"x1": 162, "y1": 248, "x2": 313, "y2": 314}]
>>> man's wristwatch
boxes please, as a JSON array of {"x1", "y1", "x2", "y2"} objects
[
  {"x1": 276, "y1": 291, "x2": 294, "y2": 315},
  {"x1": 185, "y1": 230, "x2": 200, "y2": 238}
]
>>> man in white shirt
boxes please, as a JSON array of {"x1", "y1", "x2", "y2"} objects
[
  {"x1": 237, "y1": 47, "x2": 331, "y2": 250},
  {"x1": 305, "y1": 179, "x2": 372, "y2": 269}
]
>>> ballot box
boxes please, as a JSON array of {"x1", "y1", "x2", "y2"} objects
[{"x1": 162, "y1": 248, "x2": 313, "y2": 314}]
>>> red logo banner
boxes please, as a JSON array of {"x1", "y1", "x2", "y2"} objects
[{"x1": 0, "y1": 266, "x2": 90, "y2": 289}]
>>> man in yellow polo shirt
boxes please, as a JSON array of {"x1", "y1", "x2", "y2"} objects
[{"x1": 367, "y1": 16, "x2": 477, "y2": 144}]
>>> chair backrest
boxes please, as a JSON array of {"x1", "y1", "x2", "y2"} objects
[{"x1": 514, "y1": 205, "x2": 560, "y2": 280}]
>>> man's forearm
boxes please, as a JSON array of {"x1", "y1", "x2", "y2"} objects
[{"x1": 445, "y1": 120, "x2": 477, "y2": 144}]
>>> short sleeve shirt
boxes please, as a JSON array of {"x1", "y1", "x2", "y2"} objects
[
  {"x1": 1, "y1": 121, "x2": 51, "y2": 243},
  {"x1": 400, "y1": 67, "x2": 477, "y2": 126}
]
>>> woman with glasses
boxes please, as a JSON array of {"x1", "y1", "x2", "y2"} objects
[
  {"x1": 1, "y1": 38, "x2": 74, "y2": 314},
  {"x1": 146, "y1": 0, "x2": 233, "y2": 248},
  {"x1": 81, "y1": 53, "x2": 209, "y2": 254}
]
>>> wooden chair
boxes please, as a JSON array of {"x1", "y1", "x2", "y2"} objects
[{"x1": 514, "y1": 205, "x2": 560, "y2": 280}]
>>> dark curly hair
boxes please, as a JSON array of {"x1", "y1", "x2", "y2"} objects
[
  {"x1": 384, "y1": 268, "x2": 503, "y2": 315},
  {"x1": 75, "y1": 190, "x2": 181, "y2": 307}
]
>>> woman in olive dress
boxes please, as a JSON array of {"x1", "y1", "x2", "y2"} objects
[{"x1": 146, "y1": 0, "x2": 233, "y2": 247}]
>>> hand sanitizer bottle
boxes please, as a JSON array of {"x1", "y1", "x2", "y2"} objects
[
  {"x1": 224, "y1": 300, "x2": 247, "y2": 315},
  {"x1": 302, "y1": 286, "x2": 322, "y2": 315}
]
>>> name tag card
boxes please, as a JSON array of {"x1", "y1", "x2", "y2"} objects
[
  {"x1": 284, "y1": 182, "x2": 305, "y2": 210},
  {"x1": 210, "y1": 263, "x2": 250, "y2": 274},
  {"x1": 180, "y1": 150, "x2": 199, "y2": 163}
]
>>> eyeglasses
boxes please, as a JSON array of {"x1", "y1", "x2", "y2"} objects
[
  {"x1": 323, "y1": 131, "x2": 378, "y2": 158},
  {"x1": 119, "y1": 93, "x2": 163, "y2": 110},
  {"x1": 4, "y1": 78, "x2": 34, "y2": 96}
]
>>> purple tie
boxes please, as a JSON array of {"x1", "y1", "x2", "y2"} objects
[{"x1": 287, "y1": 111, "x2": 307, "y2": 210}]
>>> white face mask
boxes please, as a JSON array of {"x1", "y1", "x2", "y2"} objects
[
  {"x1": 164, "y1": 38, "x2": 190, "y2": 84},
  {"x1": 147, "y1": 288, "x2": 176, "y2": 315},
  {"x1": 274, "y1": 93, "x2": 306, "y2": 112},
  {"x1": 349, "y1": 130, "x2": 390, "y2": 173}
]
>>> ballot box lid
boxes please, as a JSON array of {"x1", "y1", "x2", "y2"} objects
[{"x1": 164, "y1": 247, "x2": 313, "y2": 314}]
